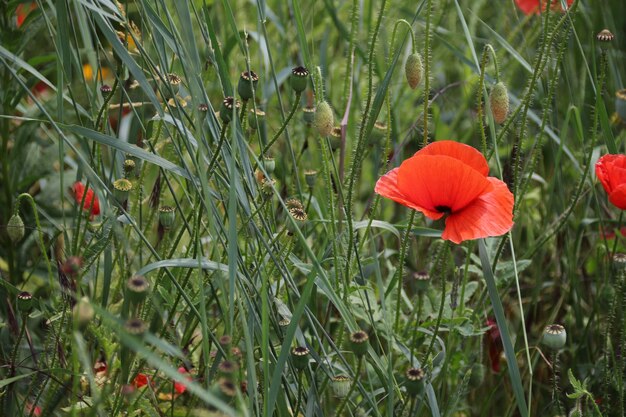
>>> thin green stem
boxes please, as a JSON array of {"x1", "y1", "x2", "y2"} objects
[
  {"x1": 335, "y1": 356, "x2": 363, "y2": 416},
  {"x1": 393, "y1": 211, "x2": 417, "y2": 332},
  {"x1": 261, "y1": 92, "x2": 301, "y2": 156}
]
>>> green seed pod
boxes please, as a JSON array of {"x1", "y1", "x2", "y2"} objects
[
  {"x1": 219, "y1": 335, "x2": 233, "y2": 352},
  {"x1": 304, "y1": 170, "x2": 318, "y2": 188},
  {"x1": 262, "y1": 156, "x2": 276, "y2": 174},
  {"x1": 165, "y1": 73, "x2": 182, "y2": 99},
  {"x1": 331, "y1": 375, "x2": 351, "y2": 398},
  {"x1": 313, "y1": 101, "x2": 334, "y2": 137},
  {"x1": 329, "y1": 126, "x2": 342, "y2": 151},
  {"x1": 489, "y1": 82, "x2": 509, "y2": 124},
  {"x1": 126, "y1": 275, "x2": 149, "y2": 304},
  {"x1": 248, "y1": 108, "x2": 265, "y2": 130},
  {"x1": 289, "y1": 66, "x2": 309, "y2": 94},
  {"x1": 597, "y1": 29, "x2": 615, "y2": 43},
  {"x1": 100, "y1": 84, "x2": 113, "y2": 99},
  {"x1": 218, "y1": 360, "x2": 239, "y2": 379},
  {"x1": 613, "y1": 253, "x2": 626, "y2": 271},
  {"x1": 349, "y1": 330, "x2": 369, "y2": 357},
  {"x1": 123, "y1": 159, "x2": 136, "y2": 177},
  {"x1": 158, "y1": 206, "x2": 176, "y2": 229},
  {"x1": 302, "y1": 106, "x2": 316, "y2": 125},
  {"x1": 405, "y1": 53, "x2": 423, "y2": 89},
  {"x1": 220, "y1": 97, "x2": 240, "y2": 124},
  {"x1": 404, "y1": 367, "x2": 425, "y2": 396},
  {"x1": 291, "y1": 346, "x2": 310, "y2": 371},
  {"x1": 125, "y1": 318, "x2": 147, "y2": 336},
  {"x1": 542, "y1": 324, "x2": 566, "y2": 350},
  {"x1": 413, "y1": 271, "x2": 431, "y2": 292},
  {"x1": 113, "y1": 178, "x2": 133, "y2": 203},
  {"x1": 73, "y1": 297, "x2": 95, "y2": 330},
  {"x1": 371, "y1": 121, "x2": 388, "y2": 145},
  {"x1": 216, "y1": 378, "x2": 237, "y2": 402},
  {"x1": 237, "y1": 70, "x2": 259, "y2": 101},
  {"x1": 278, "y1": 318, "x2": 291, "y2": 336},
  {"x1": 17, "y1": 291, "x2": 33, "y2": 313},
  {"x1": 198, "y1": 103, "x2": 209, "y2": 119},
  {"x1": 7, "y1": 214, "x2": 25, "y2": 243}
]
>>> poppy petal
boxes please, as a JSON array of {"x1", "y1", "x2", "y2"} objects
[
  {"x1": 442, "y1": 177, "x2": 514, "y2": 244},
  {"x1": 397, "y1": 155, "x2": 493, "y2": 215},
  {"x1": 609, "y1": 185, "x2": 626, "y2": 210},
  {"x1": 416, "y1": 140, "x2": 489, "y2": 176},
  {"x1": 374, "y1": 167, "x2": 443, "y2": 220},
  {"x1": 596, "y1": 154, "x2": 626, "y2": 196}
]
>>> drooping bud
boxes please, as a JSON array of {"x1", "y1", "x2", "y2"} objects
[
  {"x1": 405, "y1": 53, "x2": 423, "y2": 89},
  {"x1": 7, "y1": 214, "x2": 25, "y2": 243},
  {"x1": 289, "y1": 66, "x2": 309, "y2": 94},
  {"x1": 220, "y1": 97, "x2": 240, "y2": 124},
  {"x1": 542, "y1": 324, "x2": 566, "y2": 350},
  {"x1": 158, "y1": 206, "x2": 176, "y2": 229},
  {"x1": 313, "y1": 101, "x2": 334, "y2": 137},
  {"x1": 237, "y1": 70, "x2": 259, "y2": 101},
  {"x1": 489, "y1": 82, "x2": 509, "y2": 124}
]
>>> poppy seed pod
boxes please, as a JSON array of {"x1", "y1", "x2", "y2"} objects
[
  {"x1": 248, "y1": 108, "x2": 265, "y2": 130},
  {"x1": 287, "y1": 206, "x2": 308, "y2": 233},
  {"x1": 216, "y1": 378, "x2": 237, "y2": 401},
  {"x1": 597, "y1": 29, "x2": 615, "y2": 43},
  {"x1": 7, "y1": 214, "x2": 25, "y2": 243},
  {"x1": 218, "y1": 360, "x2": 239, "y2": 378},
  {"x1": 304, "y1": 170, "x2": 318, "y2": 188},
  {"x1": 198, "y1": 103, "x2": 209, "y2": 120},
  {"x1": 349, "y1": 330, "x2": 369, "y2": 357},
  {"x1": 614, "y1": 253, "x2": 626, "y2": 271},
  {"x1": 489, "y1": 82, "x2": 509, "y2": 124},
  {"x1": 542, "y1": 324, "x2": 566, "y2": 350},
  {"x1": 219, "y1": 335, "x2": 232, "y2": 352},
  {"x1": 158, "y1": 206, "x2": 176, "y2": 229},
  {"x1": 126, "y1": 275, "x2": 149, "y2": 304},
  {"x1": 331, "y1": 375, "x2": 351, "y2": 398},
  {"x1": 302, "y1": 106, "x2": 316, "y2": 125},
  {"x1": 125, "y1": 318, "x2": 147, "y2": 336},
  {"x1": 165, "y1": 73, "x2": 182, "y2": 98},
  {"x1": 289, "y1": 66, "x2": 309, "y2": 93},
  {"x1": 237, "y1": 70, "x2": 259, "y2": 101},
  {"x1": 123, "y1": 159, "x2": 136, "y2": 177},
  {"x1": 262, "y1": 156, "x2": 276, "y2": 174},
  {"x1": 404, "y1": 367, "x2": 425, "y2": 396},
  {"x1": 291, "y1": 346, "x2": 310, "y2": 371},
  {"x1": 220, "y1": 97, "x2": 240, "y2": 124},
  {"x1": 329, "y1": 126, "x2": 342, "y2": 151},
  {"x1": 413, "y1": 271, "x2": 431, "y2": 292},
  {"x1": 314, "y1": 101, "x2": 334, "y2": 137},
  {"x1": 17, "y1": 291, "x2": 33, "y2": 313},
  {"x1": 113, "y1": 178, "x2": 133, "y2": 202},
  {"x1": 100, "y1": 84, "x2": 112, "y2": 99},
  {"x1": 405, "y1": 53, "x2": 423, "y2": 89}
]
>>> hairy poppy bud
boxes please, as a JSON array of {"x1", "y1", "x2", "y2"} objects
[
  {"x1": 126, "y1": 275, "x2": 149, "y2": 304},
  {"x1": 113, "y1": 178, "x2": 133, "y2": 203},
  {"x1": 159, "y1": 206, "x2": 176, "y2": 229},
  {"x1": 291, "y1": 346, "x2": 310, "y2": 371},
  {"x1": 314, "y1": 101, "x2": 334, "y2": 137},
  {"x1": 348, "y1": 330, "x2": 369, "y2": 357},
  {"x1": 489, "y1": 82, "x2": 509, "y2": 124},
  {"x1": 302, "y1": 106, "x2": 316, "y2": 125},
  {"x1": 404, "y1": 367, "x2": 425, "y2": 396},
  {"x1": 248, "y1": 108, "x2": 265, "y2": 130},
  {"x1": 542, "y1": 324, "x2": 566, "y2": 350},
  {"x1": 220, "y1": 97, "x2": 240, "y2": 124},
  {"x1": 7, "y1": 214, "x2": 25, "y2": 243},
  {"x1": 405, "y1": 53, "x2": 423, "y2": 89},
  {"x1": 331, "y1": 375, "x2": 351, "y2": 398},
  {"x1": 238, "y1": 70, "x2": 259, "y2": 101},
  {"x1": 290, "y1": 66, "x2": 309, "y2": 94},
  {"x1": 17, "y1": 291, "x2": 33, "y2": 313}
]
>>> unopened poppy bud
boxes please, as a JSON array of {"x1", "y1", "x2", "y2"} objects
[
  {"x1": 100, "y1": 84, "x2": 112, "y2": 99},
  {"x1": 404, "y1": 367, "x2": 425, "y2": 396},
  {"x1": 113, "y1": 178, "x2": 133, "y2": 202},
  {"x1": 123, "y1": 159, "x2": 136, "y2": 176},
  {"x1": 489, "y1": 82, "x2": 509, "y2": 124},
  {"x1": 7, "y1": 214, "x2": 25, "y2": 243},
  {"x1": 313, "y1": 101, "x2": 334, "y2": 137},
  {"x1": 542, "y1": 324, "x2": 566, "y2": 350},
  {"x1": 302, "y1": 106, "x2": 316, "y2": 125},
  {"x1": 158, "y1": 206, "x2": 176, "y2": 229},
  {"x1": 291, "y1": 346, "x2": 310, "y2": 371},
  {"x1": 616, "y1": 89, "x2": 626, "y2": 123},
  {"x1": 349, "y1": 330, "x2": 369, "y2": 357},
  {"x1": 262, "y1": 156, "x2": 276, "y2": 174},
  {"x1": 289, "y1": 66, "x2": 309, "y2": 94},
  {"x1": 17, "y1": 291, "x2": 33, "y2": 313},
  {"x1": 613, "y1": 253, "x2": 626, "y2": 271},
  {"x1": 125, "y1": 318, "x2": 147, "y2": 336},
  {"x1": 248, "y1": 109, "x2": 265, "y2": 130},
  {"x1": 597, "y1": 29, "x2": 614, "y2": 43},
  {"x1": 73, "y1": 297, "x2": 95, "y2": 329},
  {"x1": 331, "y1": 375, "x2": 351, "y2": 398},
  {"x1": 237, "y1": 70, "x2": 259, "y2": 101},
  {"x1": 405, "y1": 53, "x2": 423, "y2": 89},
  {"x1": 126, "y1": 275, "x2": 149, "y2": 304},
  {"x1": 304, "y1": 170, "x2": 318, "y2": 188},
  {"x1": 220, "y1": 97, "x2": 240, "y2": 124}
]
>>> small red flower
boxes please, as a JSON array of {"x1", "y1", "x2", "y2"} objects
[
  {"x1": 71, "y1": 181, "x2": 100, "y2": 218},
  {"x1": 596, "y1": 154, "x2": 626, "y2": 210},
  {"x1": 25, "y1": 402, "x2": 42, "y2": 417},
  {"x1": 174, "y1": 366, "x2": 191, "y2": 394},
  {"x1": 514, "y1": 0, "x2": 574, "y2": 15},
  {"x1": 133, "y1": 373, "x2": 150, "y2": 388},
  {"x1": 16, "y1": 3, "x2": 37, "y2": 28},
  {"x1": 375, "y1": 140, "x2": 514, "y2": 244}
]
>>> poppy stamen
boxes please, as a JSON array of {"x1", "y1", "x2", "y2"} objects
[{"x1": 435, "y1": 205, "x2": 451, "y2": 214}]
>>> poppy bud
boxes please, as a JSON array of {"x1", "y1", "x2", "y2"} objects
[
  {"x1": 61, "y1": 256, "x2": 83, "y2": 277},
  {"x1": 489, "y1": 82, "x2": 509, "y2": 124},
  {"x1": 73, "y1": 297, "x2": 94, "y2": 329},
  {"x1": 302, "y1": 106, "x2": 316, "y2": 125},
  {"x1": 158, "y1": 206, "x2": 176, "y2": 229},
  {"x1": 237, "y1": 70, "x2": 259, "y2": 101},
  {"x1": 126, "y1": 275, "x2": 149, "y2": 304},
  {"x1": 113, "y1": 178, "x2": 133, "y2": 203},
  {"x1": 405, "y1": 53, "x2": 423, "y2": 89},
  {"x1": 123, "y1": 159, "x2": 136, "y2": 177},
  {"x1": 7, "y1": 214, "x2": 25, "y2": 243},
  {"x1": 262, "y1": 156, "x2": 276, "y2": 174},
  {"x1": 613, "y1": 253, "x2": 626, "y2": 271},
  {"x1": 100, "y1": 84, "x2": 112, "y2": 99},
  {"x1": 542, "y1": 324, "x2": 566, "y2": 350},
  {"x1": 220, "y1": 97, "x2": 240, "y2": 124},
  {"x1": 616, "y1": 89, "x2": 626, "y2": 123},
  {"x1": 125, "y1": 318, "x2": 147, "y2": 336},
  {"x1": 331, "y1": 375, "x2": 351, "y2": 398},
  {"x1": 304, "y1": 170, "x2": 318, "y2": 188},
  {"x1": 313, "y1": 101, "x2": 334, "y2": 137},
  {"x1": 348, "y1": 330, "x2": 369, "y2": 357},
  {"x1": 248, "y1": 109, "x2": 265, "y2": 130},
  {"x1": 404, "y1": 367, "x2": 425, "y2": 396},
  {"x1": 291, "y1": 346, "x2": 310, "y2": 371},
  {"x1": 17, "y1": 291, "x2": 33, "y2": 313},
  {"x1": 289, "y1": 66, "x2": 309, "y2": 94}
]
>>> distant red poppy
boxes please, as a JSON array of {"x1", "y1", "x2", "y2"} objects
[
  {"x1": 596, "y1": 154, "x2": 626, "y2": 210},
  {"x1": 174, "y1": 366, "x2": 191, "y2": 394},
  {"x1": 133, "y1": 373, "x2": 149, "y2": 388},
  {"x1": 375, "y1": 140, "x2": 514, "y2": 244},
  {"x1": 514, "y1": 0, "x2": 574, "y2": 15},
  {"x1": 485, "y1": 318, "x2": 503, "y2": 373},
  {"x1": 16, "y1": 3, "x2": 36, "y2": 28},
  {"x1": 71, "y1": 182, "x2": 100, "y2": 218}
]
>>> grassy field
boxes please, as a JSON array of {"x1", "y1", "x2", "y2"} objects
[{"x1": 1, "y1": 0, "x2": 626, "y2": 416}]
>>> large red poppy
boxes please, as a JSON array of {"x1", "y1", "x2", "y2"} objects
[
  {"x1": 71, "y1": 181, "x2": 100, "y2": 218},
  {"x1": 375, "y1": 140, "x2": 514, "y2": 244},
  {"x1": 515, "y1": 0, "x2": 574, "y2": 15},
  {"x1": 596, "y1": 154, "x2": 626, "y2": 210}
]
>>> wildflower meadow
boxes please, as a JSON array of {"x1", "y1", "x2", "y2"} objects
[{"x1": 1, "y1": 0, "x2": 626, "y2": 416}]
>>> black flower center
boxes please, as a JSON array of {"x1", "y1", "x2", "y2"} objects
[{"x1": 435, "y1": 205, "x2": 451, "y2": 214}]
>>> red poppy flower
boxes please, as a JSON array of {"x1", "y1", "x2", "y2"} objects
[
  {"x1": 16, "y1": 3, "x2": 36, "y2": 28},
  {"x1": 485, "y1": 318, "x2": 503, "y2": 373},
  {"x1": 375, "y1": 140, "x2": 514, "y2": 244},
  {"x1": 596, "y1": 154, "x2": 626, "y2": 210},
  {"x1": 133, "y1": 373, "x2": 150, "y2": 388},
  {"x1": 514, "y1": 0, "x2": 574, "y2": 15},
  {"x1": 174, "y1": 366, "x2": 191, "y2": 394},
  {"x1": 71, "y1": 181, "x2": 100, "y2": 218}
]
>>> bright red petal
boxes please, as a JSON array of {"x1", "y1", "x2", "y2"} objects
[
  {"x1": 397, "y1": 155, "x2": 493, "y2": 216},
  {"x1": 609, "y1": 185, "x2": 626, "y2": 210},
  {"x1": 441, "y1": 177, "x2": 514, "y2": 244},
  {"x1": 596, "y1": 154, "x2": 626, "y2": 195},
  {"x1": 416, "y1": 140, "x2": 489, "y2": 176},
  {"x1": 374, "y1": 168, "x2": 443, "y2": 220}
]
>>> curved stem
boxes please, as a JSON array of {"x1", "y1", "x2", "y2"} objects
[
  {"x1": 206, "y1": 124, "x2": 229, "y2": 180},
  {"x1": 262, "y1": 92, "x2": 301, "y2": 156},
  {"x1": 390, "y1": 19, "x2": 417, "y2": 54}
]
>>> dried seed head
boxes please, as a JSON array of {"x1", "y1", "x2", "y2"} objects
[
  {"x1": 261, "y1": 177, "x2": 276, "y2": 196},
  {"x1": 489, "y1": 82, "x2": 510, "y2": 124},
  {"x1": 286, "y1": 198, "x2": 304, "y2": 210},
  {"x1": 7, "y1": 214, "x2": 25, "y2": 243},
  {"x1": 313, "y1": 101, "x2": 334, "y2": 137},
  {"x1": 217, "y1": 378, "x2": 237, "y2": 398},
  {"x1": 290, "y1": 66, "x2": 309, "y2": 93},
  {"x1": 597, "y1": 29, "x2": 614, "y2": 43},
  {"x1": 542, "y1": 324, "x2": 566, "y2": 350},
  {"x1": 123, "y1": 159, "x2": 136, "y2": 176},
  {"x1": 125, "y1": 318, "x2": 147, "y2": 336},
  {"x1": 167, "y1": 73, "x2": 182, "y2": 86},
  {"x1": 405, "y1": 53, "x2": 423, "y2": 89},
  {"x1": 331, "y1": 375, "x2": 351, "y2": 398},
  {"x1": 218, "y1": 360, "x2": 239, "y2": 376},
  {"x1": 288, "y1": 206, "x2": 308, "y2": 223}
]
